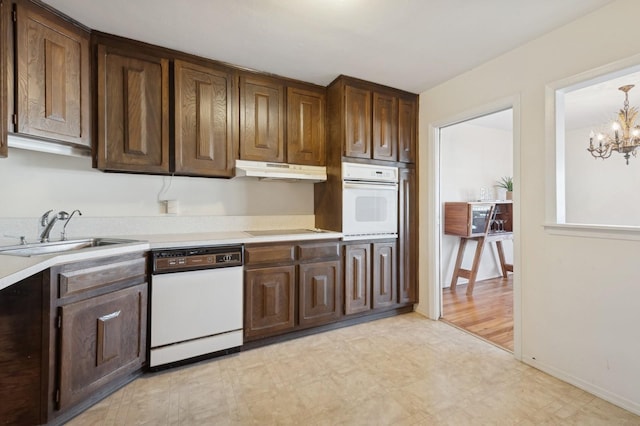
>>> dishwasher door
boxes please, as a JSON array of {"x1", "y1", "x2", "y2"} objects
[{"x1": 150, "y1": 266, "x2": 243, "y2": 367}]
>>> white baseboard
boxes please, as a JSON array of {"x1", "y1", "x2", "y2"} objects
[{"x1": 523, "y1": 356, "x2": 640, "y2": 416}]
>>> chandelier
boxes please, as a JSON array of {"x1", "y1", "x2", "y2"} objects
[{"x1": 587, "y1": 84, "x2": 640, "y2": 165}]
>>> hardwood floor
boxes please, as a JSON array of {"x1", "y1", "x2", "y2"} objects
[{"x1": 441, "y1": 275, "x2": 513, "y2": 351}]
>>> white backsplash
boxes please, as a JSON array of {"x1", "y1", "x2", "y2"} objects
[{"x1": 0, "y1": 215, "x2": 316, "y2": 246}]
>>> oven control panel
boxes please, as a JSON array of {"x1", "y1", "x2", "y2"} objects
[{"x1": 152, "y1": 246, "x2": 243, "y2": 273}]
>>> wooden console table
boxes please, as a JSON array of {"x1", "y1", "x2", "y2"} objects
[{"x1": 444, "y1": 201, "x2": 513, "y2": 295}]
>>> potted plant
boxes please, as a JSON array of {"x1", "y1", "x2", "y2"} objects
[{"x1": 495, "y1": 176, "x2": 513, "y2": 200}]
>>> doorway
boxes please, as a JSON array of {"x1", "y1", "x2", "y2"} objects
[{"x1": 438, "y1": 109, "x2": 514, "y2": 351}]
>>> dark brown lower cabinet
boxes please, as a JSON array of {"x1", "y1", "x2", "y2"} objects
[
  {"x1": 0, "y1": 251, "x2": 148, "y2": 425},
  {"x1": 244, "y1": 266, "x2": 295, "y2": 339},
  {"x1": 244, "y1": 240, "x2": 341, "y2": 341},
  {"x1": 58, "y1": 283, "x2": 147, "y2": 411},
  {"x1": 0, "y1": 273, "x2": 46, "y2": 425},
  {"x1": 344, "y1": 243, "x2": 371, "y2": 315},
  {"x1": 372, "y1": 241, "x2": 397, "y2": 309},
  {"x1": 299, "y1": 260, "x2": 341, "y2": 327},
  {"x1": 344, "y1": 239, "x2": 401, "y2": 315}
]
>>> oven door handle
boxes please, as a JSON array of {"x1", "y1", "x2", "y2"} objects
[{"x1": 343, "y1": 182, "x2": 398, "y2": 190}]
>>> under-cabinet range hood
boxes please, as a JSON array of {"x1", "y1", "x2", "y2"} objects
[{"x1": 234, "y1": 160, "x2": 327, "y2": 182}]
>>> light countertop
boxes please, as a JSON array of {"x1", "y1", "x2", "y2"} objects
[{"x1": 0, "y1": 229, "x2": 342, "y2": 291}]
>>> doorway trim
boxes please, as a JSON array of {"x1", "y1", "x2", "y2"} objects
[{"x1": 416, "y1": 94, "x2": 522, "y2": 360}]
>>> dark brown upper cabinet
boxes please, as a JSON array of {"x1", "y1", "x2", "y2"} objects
[
  {"x1": 174, "y1": 60, "x2": 237, "y2": 177},
  {"x1": 344, "y1": 85, "x2": 371, "y2": 159},
  {"x1": 372, "y1": 91, "x2": 398, "y2": 161},
  {"x1": 15, "y1": 1, "x2": 90, "y2": 147},
  {"x1": 398, "y1": 96, "x2": 417, "y2": 163},
  {"x1": 95, "y1": 39, "x2": 170, "y2": 173},
  {"x1": 328, "y1": 75, "x2": 417, "y2": 164},
  {"x1": 239, "y1": 74, "x2": 285, "y2": 162},
  {"x1": 240, "y1": 74, "x2": 326, "y2": 165},
  {"x1": 287, "y1": 86, "x2": 325, "y2": 166}
]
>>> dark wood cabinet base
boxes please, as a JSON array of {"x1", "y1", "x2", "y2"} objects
[{"x1": 242, "y1": 305, "x2": 413, "y2": 351}]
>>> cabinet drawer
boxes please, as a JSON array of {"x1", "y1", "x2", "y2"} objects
[
  {"x1": 57, "y1": 254, "x2": 147, "y2": 298},
  {"x1": 298, "y1": 241, "x2": 340, "y2": 261},
  {"x1": 245, "y1": 244, "x2": 295, "y2": 265}
]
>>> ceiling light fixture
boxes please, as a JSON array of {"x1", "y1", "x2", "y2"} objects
[{"x1": 588, "y1": 84, "x2": 640, "y2": 165}]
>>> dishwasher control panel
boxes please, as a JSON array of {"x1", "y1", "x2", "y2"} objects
[{"x1": 152, "y1": 245, "x2": 243, "y2": 274}]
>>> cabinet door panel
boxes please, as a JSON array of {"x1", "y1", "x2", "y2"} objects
[
  {"x1": 299, "y1": 260, "x2": 341, "y2": 327},
  {"x1": 174, "y1": 60, "x2": 236, "y2": 177},
  {"x1": 399, "y1": 168, "x2": 417, "y2": 303},
  {"x1": 372, "y1": 241, "x2": 397, "y2": 308},
  {"x1": 372, "y1": 92, "x2": 397, "y2": 161},
  {"x1": 0, "y1": 0, "x2": 7, "y2": 157},
  {"x1": 244, "y1": 266, "x2": 295, "y2": 339},
  {"x1": 240, "y1": 75, "x2": 284, "y2": 162},
  {"x1": 344, "y1": 244, "x2": 370, "y2": 314},
  {"x1": 398, "y1": 97, "x2": 417, "y2": 163},
  {"x1": 16, "y1": 3, "x2": 90, "y2": 146},
  {"x1": 96, "y1": 44, "x2": 169, "y2": 172},
  {"x1": 287, "y1": 86, "x2": 325, "y2": 165},
  {"x1": 58, "y1": 283, "x2": 147, "y2": 411},
  {"x1": 344, "y1": 85, "x2": 371, "y2": 159}
]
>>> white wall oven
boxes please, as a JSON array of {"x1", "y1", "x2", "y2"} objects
[{"x1": 342, "y1": 162, "x2": 399, "y2": 240}]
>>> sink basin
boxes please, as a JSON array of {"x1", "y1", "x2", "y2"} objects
[{"x1": 0, "y1": 238, "x2": 141, "y2": 257}]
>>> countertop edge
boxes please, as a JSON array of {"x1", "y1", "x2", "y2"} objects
[
  {"x1": 0, "y1": 231, "x2": 344, "y2": 291},
  {"x1": 0, "y1": 242, "x2": 150, "y2": 292}
]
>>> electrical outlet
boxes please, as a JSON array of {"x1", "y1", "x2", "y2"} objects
[{"x1": 161, "y1": 200, "x2": 178, "y2": 215}]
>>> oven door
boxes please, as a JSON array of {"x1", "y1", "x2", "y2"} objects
[{"x1": 342, "y1": 181, "x2": 398, "y2": 239}]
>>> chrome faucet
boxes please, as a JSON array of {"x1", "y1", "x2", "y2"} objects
[
  {"x1": 39, "y1": 210, "x2": 67, "y2": 243},
  {"x1": 61, "y1": 209, "x2": 82, "y2": 240}
]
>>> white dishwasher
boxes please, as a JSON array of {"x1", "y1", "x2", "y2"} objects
[{"x1": 149, "y1": 245, "x2": 243, "y2": 369}]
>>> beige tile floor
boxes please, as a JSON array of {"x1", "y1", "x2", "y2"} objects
[{"x1": 68, "y1": 313, "x2": 639, "y2": 425}]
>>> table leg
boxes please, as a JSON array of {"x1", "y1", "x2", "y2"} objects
[{"x1": 450, "y1": 238, "x2": 468, "y2": 290}]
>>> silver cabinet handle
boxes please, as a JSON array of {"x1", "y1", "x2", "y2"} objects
[{"x1": 99, "y1": 311, "x2": 121, "y2": 321}]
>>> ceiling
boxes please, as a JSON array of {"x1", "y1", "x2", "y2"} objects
[{"x1": 43, "y1": 0, "x2": 614, "y2": 94}]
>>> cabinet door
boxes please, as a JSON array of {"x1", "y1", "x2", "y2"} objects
[
  {"x1": 399, "y1": 168, "x2": 417, "y2": 303},
  {"x1": 174, "y1": 60, "x2": 236, "y2": 177},
  {"x1": 398, "y1": 96, "x2": 417, "y2": 163},
  {"x1": 244, "y1": 266, "x2": 295, "y2": 339},
  {"x1": 344, "y1": 85, "x2": 371, "y2": 159},
  {"x1": 240, "y1": 75, "x2": 284, "y2": 162},
  {"x1": 0, "y1": 273, "x2": 45, "y2": 425},
  {"x1": 15, "y1": 2, "x2": 90, "y2": 147},
  {"x1": 299, "y1": 260, "x2": 341, "y2": 327},
  {"x1": 96, "y1": 44, "x2": 169, "y2": 173},
  {"x1": 0, "y1": 0, "x2": 8, "y2": 157},
  {"x1": 57, "y1": 283, "x2": 147, "y2": 411},
  {"x1": 344, "y1": 243, "x2": 370, "y2": 314},
  {"x1": 372, "y1": 241, "x2": 397, "y2": 308},
  {"x1": 287, "y1": 86, "x2": 326, "y2": 166},
  {"x1": 372, "y1": 92, "x2": 397, "y2": 161}
]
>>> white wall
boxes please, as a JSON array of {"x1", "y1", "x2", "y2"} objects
[
  {"x1": 418, "y1": 0, "x2": 640, "y2": 415},
  {"x1": 0, "y1": 147, "x2": 314, "y2": 240},
  {"x1": 440, "y1": 120, "x2": 513, "y2": 287},
  {"x1": 565, "y1": 126, "x2": 640, "y2": 225}
]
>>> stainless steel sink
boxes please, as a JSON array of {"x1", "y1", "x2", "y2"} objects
[{"x1": 0, "y1": 238, "x2": 141, "y2": 257}]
